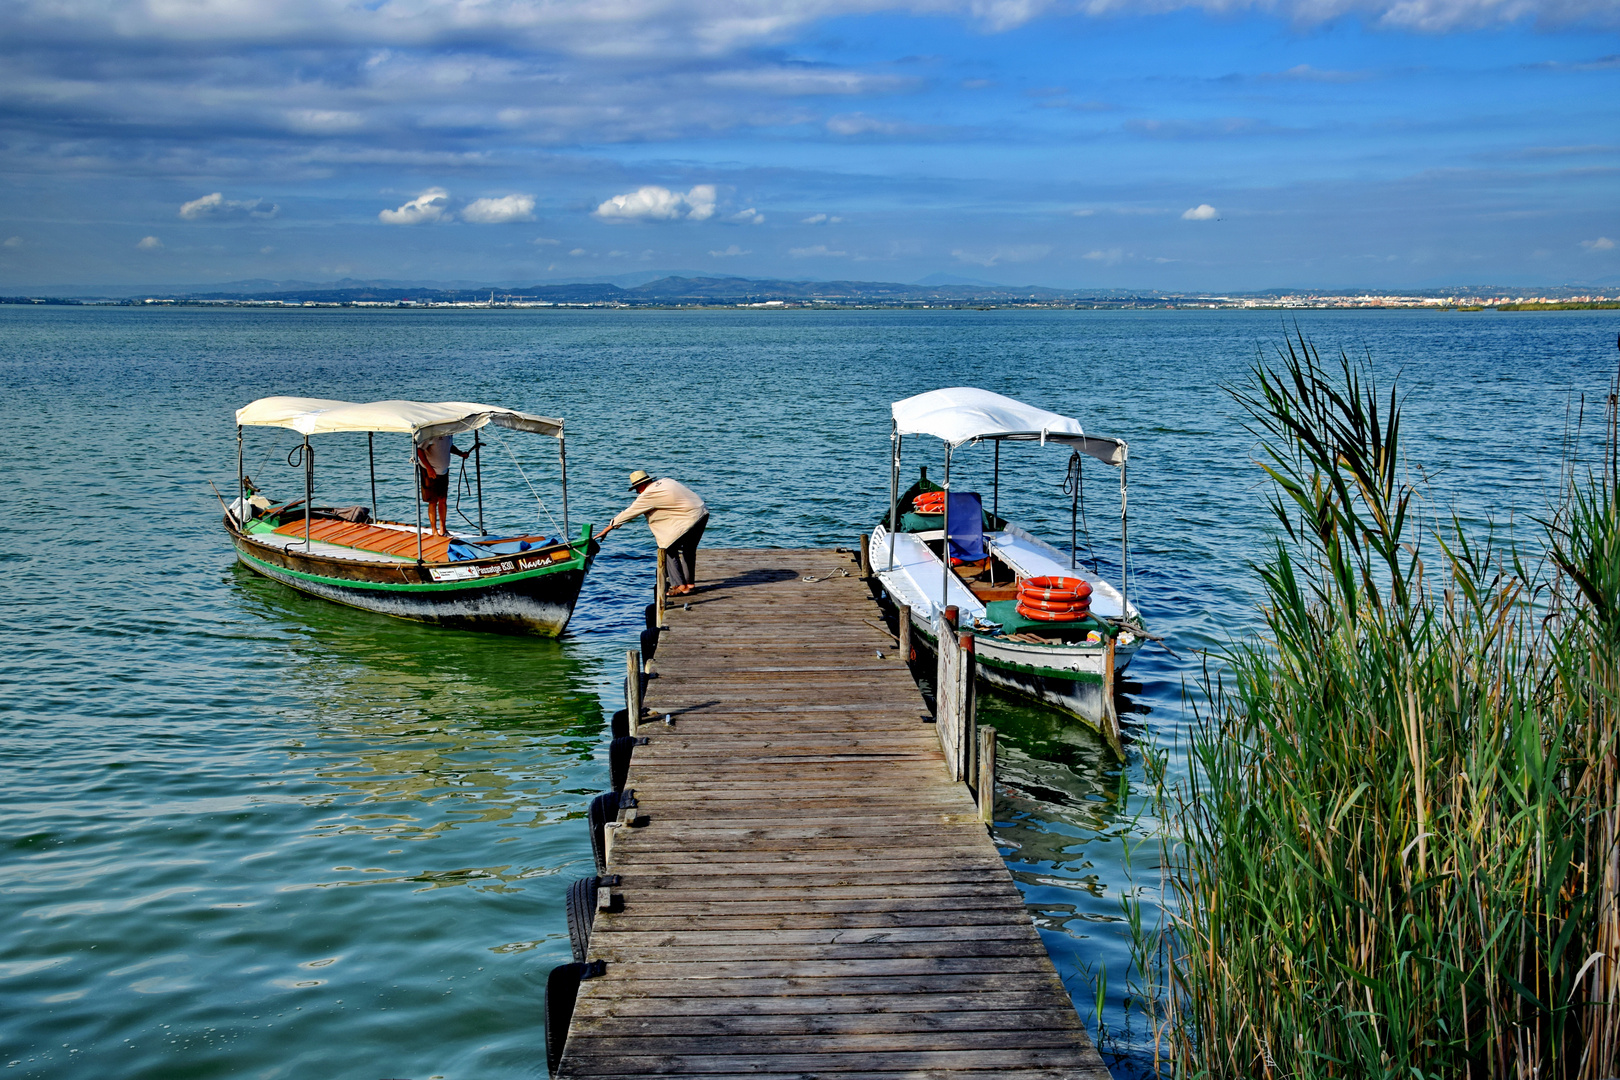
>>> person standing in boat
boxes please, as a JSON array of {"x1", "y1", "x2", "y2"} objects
[
  {"x1": 597, "y1": 470, "x2": 708, "y2": 596},
  {"x1": 416, "y1": 434, "x2": 469, "y2": 537}
]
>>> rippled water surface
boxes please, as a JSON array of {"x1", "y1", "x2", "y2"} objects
[{"x1": 2, "y1": 305, "x2": 1616, "y2": 1078}]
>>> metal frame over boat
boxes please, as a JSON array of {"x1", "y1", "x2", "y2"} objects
[
  {"x1": 223, "y1": 397, "x2": 597, "y2": 635},
  {"x1": 870, "y1": 387, "x2": 1148, "y2": 754}
]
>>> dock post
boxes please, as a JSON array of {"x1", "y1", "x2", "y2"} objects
[
  {"x1": 898, "y1": 603, "x2": 912, "y2": 663},
  {"x1": 626, "y1": 650, "x2": 642, "y2": 735},
  {"x1": 959, "y1": 631, "x2": 976, "y2": 785},
  {"x1": 978, "y1": 725, "x2": 997, "y2": 824},
  {"x1": 1102, "y1": 635, "x2": 1123, "y2": 757},
  {"x1": 858, "y1": 534, "x2": 871, "y2": 578},
  {"x1": 655, "y1": 549, "x2": 667, "y2": 628}
]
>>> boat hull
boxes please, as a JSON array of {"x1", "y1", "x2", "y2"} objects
[
  {"x1": 895, "y1": 597, "x2": 1140, "y2": 753},
  {"x1": 229, "y1": 523, "x2": 596, "y2": 636}
]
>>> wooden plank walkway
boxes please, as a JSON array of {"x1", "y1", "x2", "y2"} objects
[{"x1": 557, "y1": 548, "x2": 1110, "y2": 1079}]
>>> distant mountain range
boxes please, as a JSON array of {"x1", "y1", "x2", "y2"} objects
[
  {"x1": 133, "y1": 275, "x2": 1115, "y2": 305},
  {"x1": 6, "y1": 274, "x2": 1615, "y2": 306}
]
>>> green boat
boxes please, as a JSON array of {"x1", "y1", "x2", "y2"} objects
[{"x1": 224, "y1": 397, "x2": 597, "y2": 635}]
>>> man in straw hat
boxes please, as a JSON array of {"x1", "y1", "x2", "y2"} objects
[{"x1": 595, "y1": 470, "x2": 709, "y2": 596}]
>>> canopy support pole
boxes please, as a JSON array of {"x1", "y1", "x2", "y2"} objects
[
  {"x1": 1071, "y1": 452, "x2": 1080, "y2": 571},
  {"x1": 559, "y1": 436, "x2": 570, "y2": 543},
  {"x1": 886, "y1": 422, "x2": 899, "y2": 571},
  {"x1": 992, "y1": 441, "x2": 999, "y2": 522},
  {"x1": 1119, "y1": 462, "x2": 1129, "y2": 615},
  {"x1": 235, "y1": 426, "x2": 244, "y2": 528},
  {"x1": 413, "y1": 441, "x2": 423, "y2": 563},
  {"x1": 302, "y1": 435, "x2": 312, "y2": 550},
  {"x1": 474, "y1": 433, "x2": 485, "y2": 535},
  {"x1": 367, "y1": 433, "x2": 377, "y2": 521},
  {"x1": 941, "y1": 443, "x2": 952, "y2": 614}
]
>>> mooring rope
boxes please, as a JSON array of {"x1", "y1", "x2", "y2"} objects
[
  {"x1": 801, "y1": 566, "x2": 852, "y2": 583},
  {"x1": 483, "y1": 426, "x2": 563, "y2": 537},
  {"x1": 1062, "y1": 450, "x2": 1099, "y2": 573}
]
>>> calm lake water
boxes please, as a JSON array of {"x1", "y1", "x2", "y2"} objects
[{"x1": 2, "y1": 305, "x2": 1616, "y2": 1078}]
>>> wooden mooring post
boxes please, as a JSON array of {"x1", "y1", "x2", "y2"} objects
[
  {"x1": 654, "y1": 548, "x2": 667, "y2": 628},
  {"x1": 624, "y1": 649, "x2": 641, "y2": 735},
  {"x1": 549, "y1": 549, "x2": 1107, "y2": 1079}
]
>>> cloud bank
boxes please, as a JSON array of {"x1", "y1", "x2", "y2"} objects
[
  {"x1": 379, "y1": 188, "x2": 450, "y2": 225},
  {"x1": 461, "y1": 194, "x2": 535, "y2": 223},
  {"x1": 179, "y1": 193, "x2": 279, "y2": 220},
  {"x1": 595, "y1": 185, "x2": 717, "y2": 222}
]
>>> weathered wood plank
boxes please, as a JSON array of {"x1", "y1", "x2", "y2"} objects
[{"x1": 554, "y1": 549, "x2": 1103, "y2": 1079}]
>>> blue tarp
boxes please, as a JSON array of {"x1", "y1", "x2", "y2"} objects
[
  {"x1": 447, "y1": 536, "x2": 556, "y2": 561},
  {"x1": 946, "y1": 492, "x2": 986, "y2": 564}
]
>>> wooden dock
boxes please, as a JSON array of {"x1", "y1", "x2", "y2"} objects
[{"x1": 555, "y1": 548, "x2": 1110, "y2": 1079}]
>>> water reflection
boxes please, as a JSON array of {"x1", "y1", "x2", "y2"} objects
[{"x1": 232, "y1": 565, "x2": 606, "y2": 846}]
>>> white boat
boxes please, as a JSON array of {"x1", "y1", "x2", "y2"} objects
[{"x1": 871, "y1": 387, "x2": 1147, "y2": 754}]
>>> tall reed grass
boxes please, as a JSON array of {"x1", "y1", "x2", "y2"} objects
[{"x1": 1161, "y1": 335, "x2": 1619, "y2": 1078}]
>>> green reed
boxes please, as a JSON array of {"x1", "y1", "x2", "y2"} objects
[{"x1": 1158, "y1": 333, "x2": 1619, "y2": 1079}]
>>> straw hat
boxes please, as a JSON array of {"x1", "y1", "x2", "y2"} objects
[{"x1": 627, "y1": 469, "x2": 655, "y2": 491}]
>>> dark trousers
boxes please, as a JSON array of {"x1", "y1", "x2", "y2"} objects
[{"x1": 665, "y1": 514, "x2": 708, "y2": 590}]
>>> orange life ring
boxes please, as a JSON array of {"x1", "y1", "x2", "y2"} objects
[
  {"x1": 1021, "y1": 575, "x2": 1091, "y2": 597},
  {"x1": 1015, "y1": 602, "x2": 1087, "y2": 622},
  {"x1": 1016, "y1": 594, "x2": 1092, "y2": 614},
  {"x1": 1017, "y1": 579, "x2": 1095, "y2": 605}
]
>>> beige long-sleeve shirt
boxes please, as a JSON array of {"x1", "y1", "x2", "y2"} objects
[{"x1": 610, "y1": 478, "x2": 708, "y2": 548}]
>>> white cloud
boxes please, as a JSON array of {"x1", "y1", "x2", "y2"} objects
[
  {"x1": 379, "y1": 188, "x2": 450, "y2": 225},
  {"x1": 826, "y1": 113, "x2": 907, "y2": 137},
  {"x1": 1083, "y1": 248, "x2": 1124, "y2": 265},
  {"x1": 1182, "y1": 204, "x2": 1219, "y2": 220},
  {"x1": 284, "y1": 109, "x2": 364, "y2": 134},
  {"x1": 595, "y1": 185, "x2": 716, "y2": 222},
  {"x1": 729, "y1": 208, "x2": 765, "y2": 225},
  {"x1": 1582, "y1": 236, "x2": 1616, "y2": 251},
  {"x1": 711, "y1": 244, "x2": 751, "y2": 256},
  {"x1": 531, "y1": 236, "x2": 561, "y2": 245},
  {"x1": 137, "y1": 236, "x2": 162, "y2": 250},
  {"x1": 178, "y1": 192, "x2": 279, "y2": 220},
  {"x1": 790, "y1": 244, "x2": 847, "y2": 257},
  {"x1": 705, "y1": 68, "x2": 912, "y2": 95},
  {"x1": 461, "y1": 194, "x2": 535, "y2": 223},
  {"x1": 951, "y1": 244, "x2": 1051, "y2": 266},
  {"x1": 3, "y1": 236, "x2": 21, "y2": 249},
  {"x1": 569, "y1": 248, "x2": 587, "y2": 256},
  {"x1": 800, "y1": 213, "x2": 845, "y2": 225}
]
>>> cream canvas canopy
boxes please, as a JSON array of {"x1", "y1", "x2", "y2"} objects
[
  {"x1": 891, "y1": 387, "x2": 1125, "y2": 465},
  {"x1": 236, "y1": 397, "x2": 564, "y2": 443}
]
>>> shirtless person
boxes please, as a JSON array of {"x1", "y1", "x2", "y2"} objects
[{"x1": 596, "y1": 470, "x2": 709, "y2": 596}]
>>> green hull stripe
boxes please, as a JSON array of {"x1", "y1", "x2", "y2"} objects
[{"x1": 237, "y1": 546, "x2": 584, "y2": 593}]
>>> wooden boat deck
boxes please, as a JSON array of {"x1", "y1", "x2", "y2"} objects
[
  {"x1": 270, "y1": 517, "x2": 454, "y2": 561},
  {"x1": 558, "y1": 548, "x2": 1109, "y2": 1079}
]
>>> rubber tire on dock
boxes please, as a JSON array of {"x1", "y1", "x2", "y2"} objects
[
  {"x1": 544, "y1": 962, "x2": 587, "y2": 1073},
  {"x1": 610, "y1": 709, "x2": 628, "y2": 740},
  {"x1": 609, "y1": 737, "x2": 638, "y2": 794},
  {"x1": 587, "y1": 792, "x2": 619, "y2": 874},
  {"x1": 564, "y1": 877, "x2": 599, "y2": 963}
]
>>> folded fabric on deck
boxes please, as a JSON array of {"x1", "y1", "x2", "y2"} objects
[{"x1": 447, "y1": 536, "x2": 557, "y2": 561}]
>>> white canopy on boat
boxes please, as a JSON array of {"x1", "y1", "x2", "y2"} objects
[
  {"x1": 891, "y1": 387, "x2": 1126, "y2": 465},
  {"x1": 236, "y1": 398, "x2": 564, "y2": 442}
]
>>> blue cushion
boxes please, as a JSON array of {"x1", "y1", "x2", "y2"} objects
[{"x1": 946, "y1": 492, "x2": 986, "y2": 564}]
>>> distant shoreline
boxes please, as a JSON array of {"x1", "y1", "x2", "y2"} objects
[{"x1": 4, "y1": 295, "x2": 1617, "y2": 312}]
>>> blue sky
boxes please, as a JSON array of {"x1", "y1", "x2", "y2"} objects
[{"x1": 1, "y1": 0, "x2": 1616, "y2": 292}]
